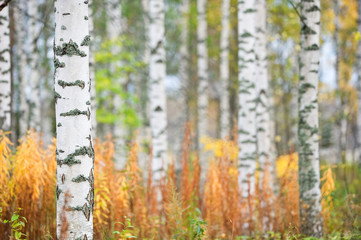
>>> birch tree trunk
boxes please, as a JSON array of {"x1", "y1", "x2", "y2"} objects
[
  {"x1": 298, "y1": 0, "x2": 323, "y2": 237},
  {"x1": 28, "y1": 0, "x2": 41, "y2": 132},
  {"x1": 333, "y1": 0, "x2": 347, "y2": 164},
  {"x1": 237, "y1": 0, "x2": 257, "y2": 199},
  {"x1": 197, "y1": 0, "x2": 209, "y2": 174},
  {"x1": 89, "y1": 0, "x2": 96, "y2": 137},
  {"x1": 54, "y1": 1, "x2": 94, "y2": 239},
  {"x1": 106, "y1": 0, "x2": 127, "y2": 170},
  {"x1": 255, "y1": 0, "x2": 272, "y2": 187},
  {"x1": 14, "y1": 3, "x2": 29, "y2": 137},
  {"x1": 149, "y1": 0, "x2": 168, "y2": 192},
  {"x1": 357, "y1": 0, "x2": 361, "y2": 166},
  {"x1": 220, "y1": 0, "x2": 230, "y2": 139},
  {"x1": 0, "y1": 2, "x2": 11, "y2": 131}
]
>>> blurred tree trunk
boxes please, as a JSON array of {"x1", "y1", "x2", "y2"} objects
[
  {"x1": 298, "y1": 0, "x2": 323, "y2": 237},
  {"x1": 149, "y1": 0, "x2": 168, "y2": 201},
  {"x1": 237, "y1": 0, "x2": 257, "y2": 201},
  {"x1": 333, "y1": 0, "x2": 347, "y2": 164},
  {"x1": 106, "y1": 0, "x2": 127, "y2": 170},
  {"x1": 54, "y1": 1, "x2": 94, "y2": 239},
  {"x1": 255, "y1": 0, "x2": 272, "y2": 184},
  {"x1": 357, "y1": 0, "x2": 361, "y2": 166},
  {"x1": 14, "y1": 3, "x2": 29, "y2": 137},
  {"x1": 28, "y1": 0, "x2": 41, "y2": 132},
  {"x1": 0, "y1": 2, "x2": 11, "y2": 132},
  {"x1": 219, "y1": 0, "x2": 230, "y2": 139},
  {"x1": 197, "y1": 0, "x2": 209, "y2": 180}
]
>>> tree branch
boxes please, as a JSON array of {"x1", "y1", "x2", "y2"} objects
[{"x1": 0, "y1": 0, "x2": 12, "y2": 12}]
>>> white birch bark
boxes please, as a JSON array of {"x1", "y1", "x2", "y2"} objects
[
  {"x1": 255, "y1": 0, "x2": 271, "y2": 187},
  {"x1": 298, "y1": 0, "x2": 323, "y2": 237},
  {"x1": 357, "y1": 0, "x2": 361, "y2": 166},
  {"x1": 54, "y1": 1, "x2": 94, "y2": 239},
  {"x1": 106, "y1": 0, "x2": 127, "y2": 170},
  {"x1": 0, "y1": 2, "x2": 11, "y2": 131},
  {"x1": 149, "y1": 0, "x2": 168, "y2": 185},
  {"x1": 237, "y1": 0, "x2": 257, "y2": 199},
  {"x1": 220, "y1": 0, "x2": 230, "y2": 139},
  {"x1": 197, "y1": 0, "x2": 209, "y2": 173},
  {"x1": 89, "y1": 0, "x2": 96, "y2": 137},
  {"x1": 28, "y1": 0, "x2": 41, "y2": 132},
  {"x1": 14, "y1": 3, "x2": 29, "y2": 136}
]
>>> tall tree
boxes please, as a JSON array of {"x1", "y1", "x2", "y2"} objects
[
  {"x1": 28, "y1": 0, "x2": 41, "y2": 132},
  {"x1": 197, "y1": 0, "x2": 208, "y2": 171},
  {"x1": 106, "y1": 0, "x2": 127, "y2": 170},
  {"x1": 149, "y1": 0, "x2": 168, "y2": 196},
  {"x1": 14, "y1": 2, "x2": 29, "y2": 137},
  {"x1": 0, "y1": 1, "x2": 11, "y2": 131},
  {"x1": 333, "y1": 0, "x2": 347, "y2": 164},
  {"x1": 237, "y1": 0, "x2": 257, "y2": 199},
  {"x1": 220, "y1": 0, "x2": 230, "y2": 139},
  {"x1": 54, "y1": 1, "x2": 94, "y2": 239},
  {"x1": 357, "y1": 0, "x2": 361, "y2": 166},
  {"x1": 255, "y1": 0, "x2": 272, "y2": 186},
  {"x1": 298, "y1": 0, "x2": 323, "y2": 237},
  {"x1": 89, "y1": 0, "x2": 96, "y2": 137}
]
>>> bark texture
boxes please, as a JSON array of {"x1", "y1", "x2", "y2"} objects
[
  {"x1": 197, "y1": 0, "x2": 209, "y2": 172},
  {"x1": 298, "y1": 0, "x2": 323, "y2": 237},
  {"x1": 54, "y1": 1, "x2": 94, "y2": 239},
  {"x1": 0, "y1": 1, "x2": 11, "y2": 131},
  {"x1": 149, "y1": 0, "x2": 168, "y2": 184},
  {"x1": 220, "y1": 0, "x2": 230, "y2": 139},
  {"x1": 237, "y1": 0, "x2": 257, "y2": 199}
]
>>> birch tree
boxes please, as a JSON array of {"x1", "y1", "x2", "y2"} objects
[
  {"x1": 237, "y1": 0, "x2": 257, "y2": 199},
  {"x1": 89, "y1": 0, "x2": 96, "y2": 137},
  {"x1": 298, "y1": 0, "x2": 323, "y2": 236},
  {"x1": 0, "y1": 1, "x2": 11, "y2": 131},
  {"x1": 149, "y1": 0, "x2": 168, "y2": 192},
  {"x1": 197, "y1": 0, "x2": 208, "y2": 170},
  {"x1": 357, "y1": 0, "x2": 361, "y2": 166},
  {"x1": 106, "y1": 0, "x2": 127, "y2": 170},
  {"x1": 220, "y1": 0, "x2": 230, "y2": 139},
  {"x1": 255, "y1": 0, "x2": 272, "y2": 186},
  {"x1": 54, "y1": 1, "x2": 94, "y2": 239},
  {"x1": 28, "y1": 0, "x2": 41, "y2": 132},
  {"x1": 14, "y1": 3, "x2": 29, "y2": 137}
]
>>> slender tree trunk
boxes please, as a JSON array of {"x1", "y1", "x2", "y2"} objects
[
  {"x1": 255, "y1": 0, "x2": 271, "y2": 182},
  {"x1": 333, "y1": 0, "x2": 347, "y2": 164},
  {"x1": 237, "y1": 0, "x2": 257, "y2": 199},
  {"x1": 54, "y1": 1, "x2": 94, "y2": 239},
  {"x1": 106, "y1": 0, "x2": 127, "y2": 170},
  {"x1": 357, "y1": 0, "x2": 361, "y2": 166},
  {"x1": 149, "y1": 0, "x2": 168, "y2": 197},
  {"x1": 0, "y1": 2, "x2": 11, "y2": 131},
  {"x1": 220, "y1": 0, "x2": 230, "y2": 139},
  {"x1": 14, "y1": 3, "x2": 29, "y2": 137},
  {"x1": 197, "y1": 0, "x2": 209, "y2": 177},
  {"x1": 298, "y1": 0, "x2": 323, "y2": 237},
  {"x1": 89, "y1": 0, "x2": 96, "y2": 137},
  {"x1": 28, "y1": 0, "x2": 41, "y2": 132}
]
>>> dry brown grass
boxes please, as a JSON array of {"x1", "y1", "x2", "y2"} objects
[{"x1": 0, "y1": 129, "x2": 339, "y2": 239}]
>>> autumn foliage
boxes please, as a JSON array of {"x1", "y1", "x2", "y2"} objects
[{"x1": 0, "y1": 129, "x2": 359, "y2": 239}]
